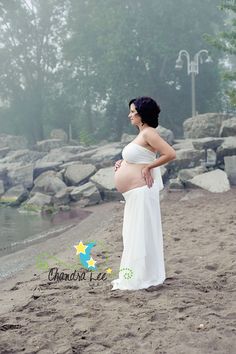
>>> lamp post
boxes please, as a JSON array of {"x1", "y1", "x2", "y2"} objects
[{"x1": 175, "y1": 49, "x2": 213, "y2": 117}]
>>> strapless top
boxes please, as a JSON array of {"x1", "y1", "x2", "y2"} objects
[
  {"x1": 121, "y1": 142, "x2": 164, "y2": 191},
  {"x1": 122, "y1": 142, "x2": 156, "y2": 163}
]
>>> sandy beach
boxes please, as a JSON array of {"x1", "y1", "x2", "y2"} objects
[{"x1": 0, "y1": 187, "x2": 235, "y2": 354}]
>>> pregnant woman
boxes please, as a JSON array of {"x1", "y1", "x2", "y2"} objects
[{"x1": 111, "y1": 96, "x2": 176, "y2": 291}]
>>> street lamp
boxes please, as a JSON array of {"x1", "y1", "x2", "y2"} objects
[{"x1": 175, "y1": 49, "x2": 213, "y2": 117}]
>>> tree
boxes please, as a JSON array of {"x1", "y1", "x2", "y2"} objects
[
  {"x1": 66, "y1": 0, "x2": 225, "y2": 138},
  {"x1": 204, "y1": 0, "x2": 236, "y2": 108},
  {"x1": 0, "y1": 0, "x2": 70, "y2": 144}
]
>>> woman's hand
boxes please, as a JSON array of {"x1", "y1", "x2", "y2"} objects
[
  {"x1": 114, "y1": 159, "x2": 123, "y2": 171},
  {"x1": 141, "y1": 166, "x2": 154, "y2": 188}
]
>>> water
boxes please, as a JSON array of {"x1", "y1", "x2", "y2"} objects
[{"x1": 0, "y1": 206, "x2": 92, "y2": 257}]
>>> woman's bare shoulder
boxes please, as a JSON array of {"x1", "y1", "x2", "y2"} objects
[{"x1": 142, "y1": 127, "x2": 159, "y2": 138}]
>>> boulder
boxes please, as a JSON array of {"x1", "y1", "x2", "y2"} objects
[
  {"x1": 172, "y1": 139, "x2": 193, "y2": 150},
  {"x1": 165, "y1": 148, "x2": 205, "y2": 171},
  {"x1": 35, "y1": 139, "x2": 66, "y2": 152},
  {"x1": 84, "y1": 144, "x2": 122, "y2": 165},
  {"x1": 32, "y1": 170, "x2": 67, "y2": 195},
  {"x1": 22, "y1": 192, "x2": 52, "y2": 212},
  {"x1": 0, "y1": 184, "x2": 29, "y2": 206},
  {"x1": 59, "y1": 145, "x2": 86, "y2": 154},
  {"x1": 219, "y1": 117, "x2": 236, "y2": 137},
  {"x1": 64, "y1": 163, "x2": 96, "y2": 186},
  {"x1": 70, "y1": 181, "x2": 101, "y2": 206},
  {"x1": 38, "y1": 149, "x2": 74, "y2": 164},
  {"x1": 0, "y1": 133, "x2": 28, "y2": 150},
  {"x1": 33, "y1": 161, "x2": 62, "y2": 180},
  {"x1": 178, "y1": 166, "x2": 207, "y2": 184},
  {"x1": 90, "y1": 166, "x2": 116, "y2": 191},
  {"x1": 53, "y1": 186, "x2": 74, "y2": 205},
  {"x1": 7, "y1": 164, "x2": 34, "y2": 189},
  {"x1": 1, "y1": 149, "x2": 45, "y2": 164},
  {"x1": 216, "y1": 137, "x2": 236, "y2": 164},
  {"x1": 183, "y1": 113, "x2": 230, "y2": 138},
  {"x1": 187, "y1": 169, "x2": 230, "y2": 193},
  {"x1": 157, "y1": 125, "x2": 175, "y2": 145},
  {"x1": 224, "y1": 156, "x2": 236, "y2": 185},
  {"x1": 191, "y1": 137, "x2": 224, "y2": 150}
]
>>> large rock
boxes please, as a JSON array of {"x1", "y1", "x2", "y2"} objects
[
  {"x1": 7, "y1": 164, "x2": 34, "y2": 189},
  {"x1": 188, "y1": 169, "x2": 230, "y2": 193},
  {"x1": 32, "y1": 171, "x2": 67, "y2": 195},
  {"x1": 64, "y1": 163, "x2": 96, "y2": 186},
  {"x1": 224, "y1": 156, "x2": 236, "y2": 185},
  {"x1": 178, "y1": 166, "x2": 207, "y2": 184},
  {"x1": 85, "y1": 144, "x2": 122, "y2": 165},
  {"x1": 37, "y1": 146, "x2": 86, "y2": 164},
  {"x1": 22, "y1": 192, "x2": 53, "y2": 212},
  {"x1": 0, "y1": 184, "x2": 29, "y2": 206},
  {"x1": 157, "y1": 125, "x2": 175, "y2": 145},
  {"x1": 165, "y1": 148, "x2": 205, "y2": 171},
  {"x1": 0, "y1": 149, "x2": 45, "y2": 164},
  {"x1": 38, "y1": 149, "x2": 75, "y2": 164},
  {"x1": 172, "y1": 139, "x2": 193, "y2": 150},
  {"x1": 59, "y1": 146, "x2": 86, "y2": 154},
  {"x1": 219, "y1": 117, "x2": 236, "y2": 137},
  {"x1": 0, "y1": 134, "x2": 28, "y2": 150},
  {"x1": 191, "y1": 137, "x2": 224, "y2": 150},
  {"x1": 33, "y1": 161, "x2": 62, "y2": 180},
  {"x1": 90, "y1": 166, "x2": 115, "y2": 190},
  {"x1": 0, "y1": 162, "x2": 21, "y2": 187},
  {"x1": 70, "y1": 181, "x2": 101, "y2": 206},
  {"x1": 183, "y1": 113, "x2": 230, "y2": 138},
  {"x1": 53, "y1": 186, "x2": 74, "y2": 205},
  {"x1": 35, "y1": 139, "x2": 66, "y2": 152},
  {"x1": 216, "y1": 137, "x2": 236, "y2": 164}
]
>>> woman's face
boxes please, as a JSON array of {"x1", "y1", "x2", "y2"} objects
[{"x1": 128, "y1": 103, "x2": 140, "y2": 125}]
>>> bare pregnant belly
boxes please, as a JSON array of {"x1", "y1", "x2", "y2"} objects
[{"x1": 114, "y1": 160, "x2": 150, "y2": 193}]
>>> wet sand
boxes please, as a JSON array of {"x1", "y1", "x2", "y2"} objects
[{"x1": 0, "y1": 188, "x2": 235, "y2": 354}]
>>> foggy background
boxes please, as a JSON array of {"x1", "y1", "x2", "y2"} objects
[{"x1": 0, "y1": 0, "x2": 234, "y2": 145}]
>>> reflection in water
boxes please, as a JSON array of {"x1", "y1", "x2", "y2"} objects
[{"x1": 0, "y1": 206, "x2": 92, "y2": 257}]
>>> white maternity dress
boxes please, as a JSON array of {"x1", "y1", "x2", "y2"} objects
[{"x1": 111, "y1": 142, "x2": 166, "y2": 290}]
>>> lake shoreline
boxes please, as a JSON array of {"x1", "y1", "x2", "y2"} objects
[
  {"x1": 0, "y1": 200, "x2": 118, "y2": 283},
  {"x1": 0, "y1": 189, "x2": 235, "y2": 353}
]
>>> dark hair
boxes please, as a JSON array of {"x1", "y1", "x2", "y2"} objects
[{"x1": 128, "y1": 96, "x2": 161, "y2": 128}]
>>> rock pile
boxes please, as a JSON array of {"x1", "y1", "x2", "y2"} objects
[{"x1": 0, "y1": 114, "x2": 235, "y2": 212}]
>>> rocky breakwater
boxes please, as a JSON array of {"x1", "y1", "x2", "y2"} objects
[
  {"x1": 166, "y1": 113, "x2": 236, "y2": 193},
  {"x1": 0, "y1": 114, "x2": 235, "y2": 214}
]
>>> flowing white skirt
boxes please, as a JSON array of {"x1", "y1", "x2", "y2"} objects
[{"x1": 111, "y1": 178, "x2": 166, "y2": 290}]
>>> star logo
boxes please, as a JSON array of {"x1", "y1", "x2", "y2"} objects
[{"x1": 74, "y1": 241, "x2": 88, "y2": 255}]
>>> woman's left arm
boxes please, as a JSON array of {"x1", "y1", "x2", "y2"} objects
[{"x1": 144, "y1": 128, "x2": 176, "y2": 169}]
